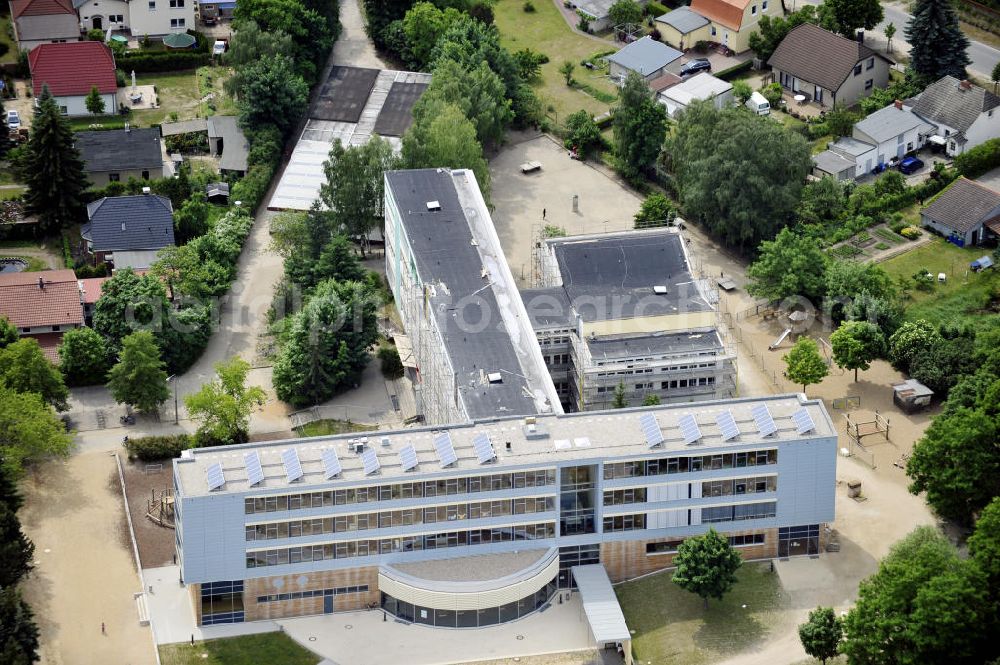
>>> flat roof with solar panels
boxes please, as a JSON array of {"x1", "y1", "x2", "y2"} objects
[{"x1": 174, "y1": 394, "x2": 835, "y2": 497}]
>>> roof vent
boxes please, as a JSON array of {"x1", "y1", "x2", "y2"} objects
[
  {"x1": 380, "y1": 436, "x2": 391, "y2": 447},
  {"x1": 121, "y1": 221, "x2": 126, "y2": 231},
  {"x1": 653, "y1": 285, "x2": 669, "y2": 294},
  {"x1": 142, "y1": 186, "x2": 151, "y2": 195},
  {"x1": 426, "y1": 200, "x2": 441, "y2": 211},
  {"x1": 487, "y1": 372, "x2": 503, "y2": 383}
]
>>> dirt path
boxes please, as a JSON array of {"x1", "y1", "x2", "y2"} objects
[{"x1": 18, "y1": 451, "x2": 156, "y2": 665}]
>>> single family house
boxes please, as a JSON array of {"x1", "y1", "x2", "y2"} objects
[
  {"x1": 768, "y1": 24, "x2": 891, "y2": 108},
  {"x1": 29, "y1": 42, "x2": 117, "y2": 117},
  {"x1": 657, "y1": 72, "x2": 733, "y2": 117},
  {"x1": 655, "y1": 7, "x2": 710, "y2": 51},
  {"x1": 81, "y1": 193, "x2": 175, "y2": 269},
  {"x1": 920, "y1": 177, "x2": 1000, "y2": 247},
  {"x1": 0, "y1": 269, "x2": 84, "y2": 361},
  {"x1": 75, "y1": 0, "x2": 195, "y2": 36},
  {"x1": 75, "y1": 128, "x2": 169, "y2": 186},
  {"x1": 607, "y1": 37, "x2": 684, "y2": 85},
  {"x1": 687, "y1": 0, "x2": 781, "y2": 53},
  {"x1": 8, "y1": 0, "x2": 80, "y2": 51},
  {"x1": 910, "y1": 76, "x2": 1000, "y2": 157},
  {"x1": 74, "y1": 0, "x2": 129, "y2": 32}
]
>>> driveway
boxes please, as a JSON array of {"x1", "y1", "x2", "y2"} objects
[{"x1": 976, "y1": 165, "x2": 1000, "y2": 192}]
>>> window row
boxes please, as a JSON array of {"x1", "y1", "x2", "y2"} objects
[
  {"x1": 245, "y1": 523, "x2": 557, "y2": 568},
  {"x1": 728, "y1": 533, "x2": 766, "y2": 547},
  {"x1": 244, "y1": 470, "x2": 557, "y2": 514},
  {"x1": 603, "y1": 513, "x2": 646, "y2": 532},
  {"x1": 644, "y1": 532, "x2": 766, "y2": 555},
  {"x1": 245, "y1": 497, "x2": 555, "y2": 541},
  {"x1": 603, "y1": 487, "x2": 647, "y2": 506},
  {"x1": 604, "y1": 450, "x2": 778, "y2": 480},
  {"x1": 702, "y1": 502, "x2": 777, "y2": 524},
  {"x1": 701, "y1": 475, "x2": 776, "y2": 498},
  {"x1": 256, "y1": 585, "x2": 369, "y2": 604}
]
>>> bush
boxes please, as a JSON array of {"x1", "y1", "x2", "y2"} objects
[
  {"x1": 231, "y1": 163, "x2": 275, "y2": 211},
  {"x1": 123, "y1": 434, "x2": 192, "y2": 461},
  {"x1": 87, "y1": 29, "x2": 106, "y2": 41},
  {"x1": 577, "y1": 16, "x2": 591, "y2": 32},
  {"x1": 116, "y1": 51, "x2": 210, "y2": 73},
  {"x1": 378, "y1": 345, "x2": 404, "y2": 379},
  {"x1": 61, "y1": 234, "x2": 73, "y2": 269},
  {"x1": 953, "y1": 138, "x2": 1000, "y2": 179},
  {"x1": 523, "y1": 0, "x2": 536, "y2": 11},
  {"x1": 694, "y1": 40, "x2": 709, "y2": 52},
  {"x1": 646, "y1": 0, "x2": 669, "y2": 16},
  {"x1": 715, "y1": 59, "x2": 753, "y2": 81},
  {"x1": 649, "y1": 27, "x2": 662, "y2": 41},
  {"x1": 900, "y1": 226, "x2": 922, "y2": 239}
]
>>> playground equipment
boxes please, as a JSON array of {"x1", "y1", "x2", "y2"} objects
[
  {"x1": 768, "y1": 328, "x2": 791, "y2": 351},
  {"x1": 146, "y1": 488, "x2": 175, "y2": 529},
  {"x1": 845, "y1": 410, "x2": 890, "y2": 446}
]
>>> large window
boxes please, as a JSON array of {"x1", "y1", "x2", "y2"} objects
[
  {"x1": 560, "y1": 466, "x2": 596, "y2": 535},
  {"x1": 603, "y1": 487, "x2": 647, "y2": 506},
  {"x1": 256, "y1": 585, "x2": 369, "y2": 604},
  {"x1": 382, "y1": 578, "x2": 557, "y2": 628},
  {"x1": 558, "y1": 544, "x2": 599, "y2": 587},
  {"x1": 602, "y1": 513, "x2": 646, "y2": 532},
  {"x1": 701, "y1": 475, "x2": 776, "y2": 498},
  {"x1": 201, "y1": 580, "x2": 244, "y2": 625},
  {"x1": 779, "y1": 524, "x2": 819, "y2": 557},
  {"x1": 604, "y1": 450, "x2": 777, "y2": 480},
  {"x1": 702, "y1": 501, "x2": 776, "y2": 524}
]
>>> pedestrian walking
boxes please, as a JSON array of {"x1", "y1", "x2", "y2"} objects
[
  {"x1": 542, "y1": 208, "x2": 546, "y2": 220},
  {"x1": 101, "y1": 622, "x2": 105, "y2": 635}
]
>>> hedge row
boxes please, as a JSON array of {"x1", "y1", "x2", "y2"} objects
[
  {"x1": 716, "y1": 60, "x2": 753, "y2": 81},
  {"x1": 954, "y1": 138, "x2": 1000, "y2": 179},
  {"x1": 117, "y1": 51, "x2": 210, "y2": 73},
  {"x1": 123, "y1": 434, "x2": 192, "y2": 461}
]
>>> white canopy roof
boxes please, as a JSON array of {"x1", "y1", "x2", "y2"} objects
[{"x1": 572, "y1": 564, "x2": 631, "y2": 644}]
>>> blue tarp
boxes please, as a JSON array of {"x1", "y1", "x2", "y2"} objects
[{"x1": 971, "y1": 256, "x2": 994, "y2": 271}]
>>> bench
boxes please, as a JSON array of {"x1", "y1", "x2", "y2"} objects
[
  {"x1": 135, "y1": 592, "x2": 150, "y2": 626},
  {"x1": 519, "y1": 161, "x2": 542, "y2": 174}
]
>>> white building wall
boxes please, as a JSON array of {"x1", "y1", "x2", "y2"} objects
[
  {"x1": 48, "y1": 92, "x2": 117, "y2": 117},
  {"x1": 77, "y1": 0, "x2": 131, "y2": 31},
  {"x1": 961, "y1": 112, "x2": 1000, "y2": 155},
  {"x1": 129, "y1": 0, "x2": 196, "y2": 37}
]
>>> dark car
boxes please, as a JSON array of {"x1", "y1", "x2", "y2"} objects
[
  {"x1": 679, "y1": 58, "x2": 711, "y2": 77},
  {"x1": 899, "y1": 156, "x2": 925, "y2": 175}
]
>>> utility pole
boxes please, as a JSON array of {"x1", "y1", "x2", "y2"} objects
[{"x1": 167, "y1": 375, "x2": 178, "y2": 424}]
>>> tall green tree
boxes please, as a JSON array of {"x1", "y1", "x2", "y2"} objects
[
  {"x1": 563, "y1": 110, "x2": 603, "y2": 159},
  {"x1": 825, "y1": 260, "x2": 895, "y2": 317},
  {"x1": 613, "y1": 72, "x2": 668, "y2": 183},
  {"x1": 172, "y1": 197, "x2": 210, "y2": 244},
  {"x1": 819, "y1": 0, "x2": 883, "y2": 36},
  {"x1": 58, "y1": 327, "x2": 109, "y2": 387},
  {"x1": 92, "y1": 268, "x2": 172, "y2": 358},
  {"x1": 663, "y1": 103, "x2": 811, "y2": 252},
  {"x1": 608, "y1": 0, "x2": 642, "y2": 26},
  {"x1": 887, "y1": 319, "x2": 940, "y2": 374},
  {"x1": 633, "y1": 193, "x2": 674, "y2": 228},
  {"x1": 798, "y1": 607, "x2": 843, "y2": 665},
  {"x1": 796, "y1": 177, "x2": 847, "y2": 229},
  {"x1": 642, "y1": 394, "x2": 661, "y2": 406},
  {"x1": 0, "y1": 587, "x2": 40, "y2": 665},
  {"x1": 402, "y1": 2, "x2": 463, "y2": 68},
  {"x1": 314, "y1": 235, "x2": 367, "y2": 285},
  {"x1": 21, "y1": 86, "x2": 89, "y2": 232},
  {"x1": 364, "y1": 0, "x2": 418, "y2": 49},
  {"x1": 747, "y1": 6, "x2": 820, "y2": 61},
  {"x1": 746, "y1": 228, "x2": 828, "y2": 303},
  {"x1": 233, "y1": 54, "x2": 309, "y2": 135},
  {"x1": 884, "y1": 21, "x2": 896, "y2": 53},
  {"x1": 184, "y1": 357, "x2": 266, "y2": 446},
  {"x1": 85, "y1": 85, "x2": 106, "y2": 115},
  {"x1": 0, "y1": 386, "x2": 73, "y2": 476},
  {"x1": 672, "y1": 529, "x2": 743, "y2": 609},
  {"x1": 0, "y1": 317, "x2": 18, "y2": 349},
  {"x1": 402, "y1": 100, "x2": 491, "y2": 203},
  {"x1": 0, "y1": 503, "x2": 33, "y2": 588},
  {"x1": 106, "y1": 331, "x2": 170, "y2": 414},
  {"x1": 418, "y1": 58, "x2": 512, "y2": 148},
  {"x1": 830, "y1": 320, "x2": 885, "y2": 381},
  {"x1": 0, "y1": 338, "x2": 69, "y2": 411},
  {"x1": 968, "y1": 497, "x2": 1000, "y2": 591},
  {"x1": 905, "y1": 0, "x2": 971, "y2": 81},
  {"x1": 272, "y1": 280, "x2": 380, "y2": 407},
  {"x1": 223, "y1": 19, "x2": 295, "y2": 70},
  {"x1": 784, "y1": 337, "x2": 828, "y2": 393},
  {"x1": 0, "y1": 464, "x2": 23, "y2": 512},
  {"x1": 612, "y1": 381, "x2": 627, "y2": 408}
]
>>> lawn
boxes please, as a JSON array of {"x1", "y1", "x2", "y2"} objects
[
  {"x1": 132, "y1": 65, "x2": 236, "y2": 127},
  {"x1": 617, "y1": 562, "x2": 789, "y2": 665},
  {"x1": 158, "y1": 633, "x2": 318, "y2": 665},
  {"x1": 881, "y1": 237, "x2": 1000, "y2": 328},
  {"x1": 296, "y1": 419, "x2": 378, "y2": 437},
  {"x1": 493, "y1": 0, "x2": 619, "y2": 123},
  {"x1": 0, "y1": 186, "x2": 26, "y2": 201}
]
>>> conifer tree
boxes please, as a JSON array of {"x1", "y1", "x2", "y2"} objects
[{"x1": 905, "y1": 0, "x2": 971, "y2": 81}]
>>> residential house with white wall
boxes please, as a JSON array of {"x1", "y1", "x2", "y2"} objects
[
  {"x1": 910, "y1": 76, "x2": 1000, "y2": 157},
  {"x1": 29, "y1": 41, "x2": 117, "y2": 117},
  {"x1": 8, "y1": 0, "x2": 80, "y2": 50}
]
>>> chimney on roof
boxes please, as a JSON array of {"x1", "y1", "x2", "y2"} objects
[
  {"x1": 125, "y1": 122, "x2": 130, "y2": 133},
  {"x1": 959, "y1": 79, "x2": 972, "y2": 91},
  {"x1": 38, "y1": 277, "x2": 44, "y2": 290},
  {"x1": 121, "y1": 221, "x2": 126, "y2": 231},
  {"x1": 142, "y1": 186, "x2": 151, "y2": 195},
  {"x1": 856, "y1": 30, "x2": 864, "y2": 43},
  {"x1": 894, "y1": 99, "x2": 902, "y2": 110}
]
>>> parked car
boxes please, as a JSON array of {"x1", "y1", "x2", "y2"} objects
[
  {"x1": 746, "y1": 91, "x2": 770, "y2": 116},
  {"x1": 212, "y1": 40, "x2": 227, "y2": 56},
  {"x1": 680, "y1": 58, "x2": 711, "y2": 77},
  {"x1": 6, "y1": 110, "x2": 20, "y2": 131},
  {"x1": 898, "y1": 156, "x2": 924, "y2": 175}
]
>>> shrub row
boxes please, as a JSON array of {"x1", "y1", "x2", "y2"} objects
[
  {"x1": 954, "y1": 138, "x2": 1000, "y2": 179},
  {"x1": 117, "y1": 51, "x2": 210, "y2": 73},
  {"x1": 123, "y1": 434, "x2": 192, "y2": 461},
  {"x1": 715, "y1": 60, "x2": 753, "y2": 81}
]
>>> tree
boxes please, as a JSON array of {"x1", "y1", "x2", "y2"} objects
[
  {"x1": 968, "y1": 497, "x2": 1000, "y2": 589},
  {"x1": 0, "y1": 386, "x2": 72, "y2": 476},
  {"x1": 887, "y1": 319, "x2": 939, "y2": 373},
  {"x1": 402, "y1": 2, "x2": 463, "y2": 68},
  {"x1": 825, "y1": 105, "x2": 858, "y2": 138},
  {"x1": 85, "y1": 85, "x2": 106, "y2": 115},
  {"x1": 746, "y1": 228, "x2": 828, "y2": 303},
  {"x1": 233, "y1": 54, "x2": 308, "y2": 135},
  {"x1": 106, "y1": 331, "x2": 170, "y2": 414},
  {"x1": 846, "y1": 289, "x2": 904, "y2": 338},
  {"x1": 732, "y1": 80, "x2": 753, "y2": 104},
  {"x1": 642, "y1": 394, "x2": 661, "y2": 406},
  {"x1": 905, "y1": 0, "x2": 971, "y2": 81},
  {"x1": 233, "y1": 0, "x2": 333, "y2": 77},
  {"x1": 320, "y1": 137, "x2": 400, "y2": 253},
  {"x1": 798, "y1": 607, "x2": 843, "y2": 664},
  {"x1": 92, "y1": 268, "x2": 172, "y2": 358},
  {"x1": 747, "y1": 7, "x2": 820, "y2": 62},
  {"x1": 20, "y1": 86, "x2": 89, "y2": 232},
  {"x1": 831, "y1": 321, "x2": 884, "y2": 381},
  {"x1": 559, "y1": 60, "x2": 575, "y2": 86},
  {"x1": 402, "y1": 101, "x2": 491, "y2": 203},
  {"x1": 608, "y1": 0, "x2": 641, "y2": 27},
  {"x1": 314, "y1": 235, "x2": 367, "y2": 286},
  {"x1": 0, "y1": 464, "x2": 23, "y2": 512},
  {"x1": 0, "y1": 97, "x2": 9, "y2": 159},
  {"x1": 419, "y1": 58, "x2": 512, "y2": 149},
  {"x1": 184, "y1": 357, "x2": 266, "y2": 447},
  {"x1": 906, "y1": 408, "x2": 999, "y2": 524},
  {"x1": 671, "y1": 528, "x2": 742, "y2": 609},
  {"x1": 820, "y1": 0, "x2": 883, "y2": 36},
  {"x1": 613, "y1": 72, "x2": 668, "y2": 183},
  {"x1": 0, "y1": 587, "x2": 40, "y2": 665},
  {"x1": 173, "y1": 197, "x2": 210, "y2": 244},
  {"x1": 378, "y1": 345, "x2": 404, "y2": 379},
  {"x1": 825, "y1": 260, "x2": 895, "y2": 314},
  {"x1": 796, "y1": 177, "x2": 847, "y2": 229},
  {"x1": 884, "y1": 21, "x2": 896, "y2": 53},
  {"x1": 0, "y1": 503, "x2": 33, "y2": 588},
  {"x1": 992, "y1": 61, "x2": 1000, "y2": 94},
  {"x1": 0, "y1": 338, "x2": 69, "y2": 411},
  {"x1": 223, "y1": 19, "x2": 295, "y2": 69},
  {"x1": 272, "y1": 280, "x2": 379, "y2": 407},
  {"x1": 563, "y1": 110, "x2": 603, "y2": 159},
  {"x1": 633, "y1": 193, "x2": 674, "y2": 228},
  {"x1": 57, "y1": 327, "x2": 109, "y2": 387},
  {"x1": 663, "y1": 103, "x2": 811, "y2": 253},
  {"x1": 0, "y1": 317, "x2": 19, "y2": 349},
  {"x1": 612, "y1": 381, "x2": 627, "y2": 408},
  {"x1": 784, "y1": 337, "x2": 828, "y2": 393}
]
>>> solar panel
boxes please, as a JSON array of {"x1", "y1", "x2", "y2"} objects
[
  {"x1": 206, "y1": 463, "x2": 225, "y2": 490},
  {"x1": 792, "y1": 407, "x2": 816, "y2": 434},
  {"x1": 752, "y1": 403, "x2": 777, "y2": 437},
  {"x1": 716, "y1": 410, "x2": 740, "y2": 441},
  {"x1": 321, "y1": 448, "x2": 342, "y2": 479},
  {"x1": 639, "y1": 413, "x2": 663, "y2": 448},
  {"x1": 434, "y1": 432, "x2": 457, "y2": 467},
  {"x1": 244, "y1": 451, "x2": 264, "y2": 486},
  {"x1": 472, "y1": 433, "x2": 496, "y2": 464},
  {"x1": 679, "y1": 414, "x2": 702, "y2": 444},
  {"x1": 361, "y1": 448, "x2": 380, "y2": 476},
  {"x1": 399, "y1": 444, "x2": 419, "y2": 472},
  {"x1": 281, "y1": 449, "x2": 303, "y2": 483}
]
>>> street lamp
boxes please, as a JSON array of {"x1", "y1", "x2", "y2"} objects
[{"x1": 167, "y1": 375, "x2": 178, "y2": 424}]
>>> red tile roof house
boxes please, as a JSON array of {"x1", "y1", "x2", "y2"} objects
[
  {"x1": 0, "y1": 269, "x2": 85, "y2": 362},
  {"x1": 8, "y1": 0, "x2": 81, "y2": 51},
  {"x1": 29, "y1": 42, "x2": 119, "y2": 117}
]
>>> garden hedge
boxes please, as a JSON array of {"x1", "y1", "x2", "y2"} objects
[
  {"x1": 117, "y1": 51, "x2": 210, "y2": 73},
  {"x1": 954, "y1": 138, "x2": 1000, "y2": 179},
  {"x1": 123, "y1": 434, "x2": 192, "y2": 461}
]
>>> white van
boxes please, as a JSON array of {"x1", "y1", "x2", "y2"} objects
[{"x1": 746, "y1": 91, "x2": 770, "y2": 115}]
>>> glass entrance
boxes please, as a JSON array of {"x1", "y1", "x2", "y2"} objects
[{"x1": 778, "y1": 524, "x2": 819, "y2": 557}]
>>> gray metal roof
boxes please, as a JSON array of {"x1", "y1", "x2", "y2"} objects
[
  {"x1": 912, "y1": 76, "x2": 1000, "y2": 134},
  {"x1": 385, "y1": 168, "x2": 558, "y2": 422},
  {"x1": 75, "y1": 128, "x2": 164, "y2": 174},
  {"x1": 656, "y1": 6, "x2": 710, "y2": 33},
  {"x1": 853, "y1": 104, "x2": 934, "y2": 144},
  {"x1": 607, "y1": 37, "x2": 683, "y2": 76},
  {"x1": 588, "y1": 329, "x2": 724, "y2": 361},
  {"x1": 82, "y1": 194, "x2": 175, "y2": 252},
  {"x1": 159, "y1": 118, "x2": 209, "y2": 137},
  {"x1": 828, "y1": 136, "x2": 876, "y2": 158},
  {"x1": 572, "y1": 564, "x2": 631, "y2": 644},
  {"x1": 813, "y1": 149, "x2": 856, "y2": 176},
  {"x1": 575, "y1": 0, "x2": 615, "y2": 19},
  {"x1": 207, "y1": 116, "x2": 249, "y2": 173},
  {"x1": 110, "y1": 249, "x2": 162, "y2": 270}
]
